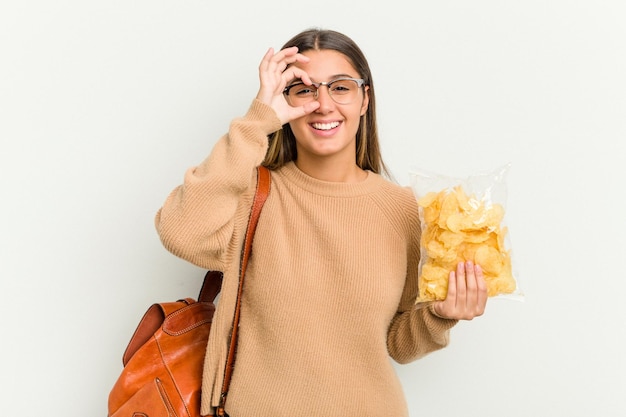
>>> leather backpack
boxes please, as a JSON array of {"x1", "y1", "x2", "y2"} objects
[{"x1": 107, "y1": 166, "x2": 270, "y2": 417}]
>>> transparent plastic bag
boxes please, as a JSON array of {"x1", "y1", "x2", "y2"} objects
[{"x1": 409, "y1": 164, "x2": 524, "y2": 303}]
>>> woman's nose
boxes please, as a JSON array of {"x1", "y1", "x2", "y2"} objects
[{"x1": 315, "y1": 86, "x2": 334, "y2": 112}]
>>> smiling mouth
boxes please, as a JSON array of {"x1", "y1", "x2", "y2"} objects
[{"x1": 311, "y1": 121, "x2": 340, "y2": 131}]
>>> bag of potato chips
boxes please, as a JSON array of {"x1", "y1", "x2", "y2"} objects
[{"x1": 409, "y1": 164, "x2": 524, "y2": 304}]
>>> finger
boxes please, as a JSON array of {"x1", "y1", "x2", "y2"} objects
[
  {"x1": 301, "y1": 100, "x2": 321, "y2": 114},
  {"x1": 265, "y1": 46, "x2": 298, "y2": 65},
  {"x1": 455, "y1": 261, "x2": 467, "y2": 307},
  {"x1": 474, "y1": 264, "x2": 488, "y2": 315},
  {"x1": 287, "y1": 101, "x2": 320, "y2": 121},
  {"x1": 280, "y1": 52, "x2": 310, "y2": 70},
  {"x1": 259, "y1": 47, "x2": 293, "y2": 75},
  {"x1": 283, "y1": 66, "x2": 313, "y2": 86},
  {"x1": 433, "y1": 270, "x2": 457, "y2": 319},
  {"x1": 276, "y1": 45, "x2": 299, "y2": 58},
  {"x1": 272, "y1": 47, "x2": 308, "y2": 64},
  {"x1": 259, "y1": 47, "x2": 276, "y2": 72},
  {"x1": 268, "y1": 47, "x2": 309, "y2": 73},
  {"x1": 465, "y1": 260, "x2": 477, "y2": 307},
  {"x1": 446, "y1": 269, "x2": 457, "y2": 303}
]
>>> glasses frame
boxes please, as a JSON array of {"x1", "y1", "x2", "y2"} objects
[{"x1": 283, "y1": 77, "x2": 366, "y2": 105}]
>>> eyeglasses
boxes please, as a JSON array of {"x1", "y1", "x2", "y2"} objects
[{"x1": 283, "y1": 77, "x2": 366, "y2": 105}]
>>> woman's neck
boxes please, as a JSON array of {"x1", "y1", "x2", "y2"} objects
[{"x1": 294, "y1": 157, "x2": 367, "y2": 183}]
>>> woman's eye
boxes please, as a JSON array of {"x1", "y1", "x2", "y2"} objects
[
  {"x1": 294, "y1": 86, "x2": 314, "y2": 96},
  {"x1": 330, "y1": 81, "x2": 354, "y2": 93}
]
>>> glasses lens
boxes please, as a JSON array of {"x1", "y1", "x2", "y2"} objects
[
  {"x1": 285, "y1": 83, "x2": 316, "y2": 105},
  {"x1": 328, "y1": 79, "x2": 360, "y2": 104},
  {"x1": 284, "y1": 79, "x2": 363, "y2": 105}
]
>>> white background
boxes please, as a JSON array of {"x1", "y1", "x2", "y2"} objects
[{"x1": 1, "y1": 1, "x2": 625, "y2": 416}]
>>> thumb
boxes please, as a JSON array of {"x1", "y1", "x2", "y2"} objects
[
  {"x1": 278, "y1": 101, "x2": 320, "y2": 125},
  {"x1": 290, "y1": 101, "x2": 320, "y2": 119}
]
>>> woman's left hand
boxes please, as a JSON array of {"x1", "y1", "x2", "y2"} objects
[
  {"x1": 432, "y1": 261, "x2": 488, "y2": 320},
  {"x1": 255, "y1": 47, "x2": 320, "y2": 125}
]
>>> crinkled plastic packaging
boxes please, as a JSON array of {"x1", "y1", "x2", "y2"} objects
[{"x1": 409, "y1": 164, "x2": 524, "y2": 303}]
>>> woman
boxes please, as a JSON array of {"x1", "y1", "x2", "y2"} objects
[{"x1": 156, "y1": 28, "x2": 487, "y2": 417}]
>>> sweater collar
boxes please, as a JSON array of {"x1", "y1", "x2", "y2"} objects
[{"x1": 277, "y1": 161, "x2": 381, "y2": 197}]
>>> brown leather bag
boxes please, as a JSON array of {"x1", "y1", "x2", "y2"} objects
[{"x1": 108, "y1": 166, "x2": 271, "y2": 417}]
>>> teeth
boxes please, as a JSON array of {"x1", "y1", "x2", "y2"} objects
[{"x1": 312, "y1": 122, "x2": 340, "y2": 130}]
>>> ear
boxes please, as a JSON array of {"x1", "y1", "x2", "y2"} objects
[{"x1": 360, "y1": 85, "x2": 370, "y2": 116}]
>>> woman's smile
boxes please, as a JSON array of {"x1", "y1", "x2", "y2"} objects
[{"x1": 311, "y1": 121, "x2": 341, "y2": 131}]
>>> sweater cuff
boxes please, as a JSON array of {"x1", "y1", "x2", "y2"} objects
[
  {"x1": 426, "y1": 303, "x2": 459, "y2": 328},
  {"x1": 246, "y1": 99, "x2": 283, "y2": 135}
]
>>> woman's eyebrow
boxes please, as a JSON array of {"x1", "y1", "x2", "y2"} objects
[
  {"x1": 329, "y1": 73, "x2": 355, "y2": 79},
  {"x1": 312, "y1": 74, "x2": 356, "y2": 82},
  {"x1": 290, "y1": 74, "x2": 356, "y2": 84},
  {"x1": 286, "y1": 73, "x2": 357, "y2": 87}
]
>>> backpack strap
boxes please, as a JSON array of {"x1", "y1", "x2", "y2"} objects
[{"x1": 216, "y1": 166, "x2": 271, "y2": 416}]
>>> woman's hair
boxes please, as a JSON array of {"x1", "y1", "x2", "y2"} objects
[{"x1": 262, "y1": 28, "x2": 389, "y2": 177}]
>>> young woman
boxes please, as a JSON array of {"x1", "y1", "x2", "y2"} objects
[{"x1": 156, "y1": 28, "x2": 487, "y2": 417}]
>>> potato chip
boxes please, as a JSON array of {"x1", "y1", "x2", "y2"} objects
[
  {"x1": 439, "y1": 230, "x2": 466, "y2": 247},
  {"x1": 437, "y1": 192, "x2": 460, "y2": 229},
  {"x1": 474, "y1": 245, "x2": 504, "y2": 275},
  {"x1": 412, "y1": 178, "x2": 518, "y2": 303},
  {"x1": 420, "y1": 263, "x2": 450, "y2": 300},
  {"x1": 462, "y1": 229, "x2": 491, "y2": 243}
]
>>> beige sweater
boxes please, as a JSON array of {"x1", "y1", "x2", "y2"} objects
[{"x1": 155, "y1": 100, "x2": 458, "y2": 417}]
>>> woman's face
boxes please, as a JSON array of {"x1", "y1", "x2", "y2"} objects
[{"x1": 287, "y1": 49, "x2": 369, "y2": 165}]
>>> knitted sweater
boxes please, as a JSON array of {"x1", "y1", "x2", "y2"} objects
[{"x1": 155, "y1": 100, "x2": 458, "y2": 417}]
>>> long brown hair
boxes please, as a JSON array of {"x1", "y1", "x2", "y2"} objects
[{"x1": 262, "y1": 28, "x2": 389, "y2": 177}]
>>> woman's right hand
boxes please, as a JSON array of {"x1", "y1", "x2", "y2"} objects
[
  {"x1": 255, "y1": 47, "x2": 320, "y2": 125},
  {"x1": 432, "y1": 261, "x2": 488, "y2": 320}
]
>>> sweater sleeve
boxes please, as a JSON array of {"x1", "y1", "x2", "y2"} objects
[
  {"x1": 155, "y1": 99, "x2": 282, "y2": 270},
  {"x1": 386, "y1": 188, "x2": 458, "y2": 364}
]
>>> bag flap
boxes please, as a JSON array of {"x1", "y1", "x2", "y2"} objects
[{"x1": 122, "y1": 300, "x2": 189, "y2": 366}]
